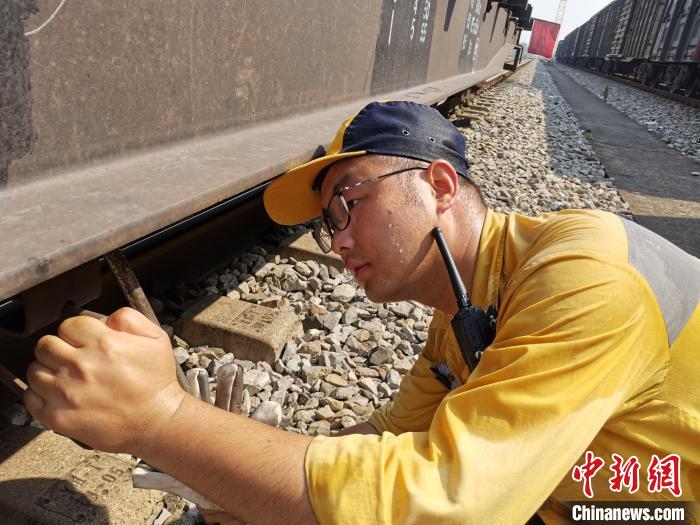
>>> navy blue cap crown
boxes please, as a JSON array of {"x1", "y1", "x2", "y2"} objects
[{"x1": 342, "y1": 101, "x2": 471, "y2": 179}]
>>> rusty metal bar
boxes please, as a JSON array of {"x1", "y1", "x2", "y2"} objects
[
  {"x1": 74, "y1": 308, "x2": 107, "y2": 321},
  {"x1": 105, "y1": 250, "x2": 159, "y2": 325},
  {"x1": 104, "y1": 250, "x2": 192, "y2": 394}
]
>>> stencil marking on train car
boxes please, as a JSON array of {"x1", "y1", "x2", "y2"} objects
[
  {"x1": 459, "y1": 0, "x2": 482, "y2": 73},
  {"x1": 371, "y1": 0, "x2": 437, "y2": 95}
]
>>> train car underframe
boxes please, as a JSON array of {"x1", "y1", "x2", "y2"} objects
[{"x1": 561, "y1": 56, "x2": 700, "y2": 98}]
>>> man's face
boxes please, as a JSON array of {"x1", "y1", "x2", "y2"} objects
[{"x1": 319, "y1": 156, "x2": 436, "y2": 303}]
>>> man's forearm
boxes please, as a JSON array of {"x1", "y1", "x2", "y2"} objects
[{"x1": 135, "y1": 395, "x2": 318, "y2": 525}]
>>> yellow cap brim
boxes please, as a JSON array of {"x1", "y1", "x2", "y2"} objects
[{"x1": 263, "y1": 150, "x2": 366, "y2": 225}]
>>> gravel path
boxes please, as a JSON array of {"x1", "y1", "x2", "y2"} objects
[{"x1": 556, "y1": 64, "x2": 700, "y2": 166}]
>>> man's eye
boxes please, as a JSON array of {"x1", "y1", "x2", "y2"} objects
[{"x1": 346, "y1": 199, "x2": 360, "y2": 210}]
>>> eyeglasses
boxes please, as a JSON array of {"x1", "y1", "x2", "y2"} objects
[{"x1": 312, "y1": 165, "x2": 426, "y2": 253}]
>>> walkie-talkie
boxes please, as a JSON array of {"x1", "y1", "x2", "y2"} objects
[{"x1": 432, "y1": 227, "x2": 498, "y2": 372}]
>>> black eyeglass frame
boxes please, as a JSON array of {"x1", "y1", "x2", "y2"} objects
[{"x1": 312, "y1": 165, "x2": 427, "y2": 253}]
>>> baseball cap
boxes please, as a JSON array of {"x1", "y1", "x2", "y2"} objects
[{"x1": 263, "y1": 100, "x2": 471, "y2": 225}]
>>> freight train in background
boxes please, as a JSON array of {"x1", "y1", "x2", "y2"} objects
[
  {"x1": 0, "y1": 1, "x2": 531, "y2": 388},
  {"x1": 555, "y1": 0, "x2": 700, "y2": 98}
]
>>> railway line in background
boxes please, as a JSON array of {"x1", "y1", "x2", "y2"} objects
[
  {"x1": 548, "y1": 62, "x2": 700, "y2": 257},
  {"x1": 556, "y1": 0, "x2": 700, "y2": 101},
  {"x1": 564, "y1": 64, "x2": 700, "y2": 109}
]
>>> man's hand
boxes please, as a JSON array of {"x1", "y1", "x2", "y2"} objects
[
  {"x1": 24, "y1": 307, "x2": 318, "y2": 523},
  {"x1": 24, "y1": 307, "x2": 186, "y2": 454}
]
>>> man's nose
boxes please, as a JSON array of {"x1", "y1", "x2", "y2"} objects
[{"x1": 331, "y1": 224, "x2": 355, "y2": 255}]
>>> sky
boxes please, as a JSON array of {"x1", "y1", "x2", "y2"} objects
[{"x1": 519, "y1": 0, "x2": 615, "y2": 43}]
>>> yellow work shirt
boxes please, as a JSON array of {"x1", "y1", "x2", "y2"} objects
[{"x1": 305, "y1": 209, "x2": 700, "y2": 524}]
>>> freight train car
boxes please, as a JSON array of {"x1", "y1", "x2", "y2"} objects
[
  {"x1": 556, "y1": 0, "x2": 700, "y2": 97},
  {"x1": 644, "y1": 0, "x2": 700, "y2": 92},
  {"x1": 590, "y1": 1, "x2": 623, "y2": 69},
  {"x1": 555, "y1": 26, "x2": 579, "y2": 61},
  {"x1": 607, "y1": 0, "x2": 637, "y2": 61},
  {"x1": 0, "y1": 1, "x2": 531, "y2": 345}
]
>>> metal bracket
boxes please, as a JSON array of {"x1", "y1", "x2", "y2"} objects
[
  {"x1": 0, "y1": 260, "x2": 101, "y2": 337},
  {"x1": 504, "y1": 45, "x2": 523, "y2": 71}
]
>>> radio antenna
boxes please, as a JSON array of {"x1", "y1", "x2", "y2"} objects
[{"x1": 432, "y1": 227, "x2": 471, "y2": 309}]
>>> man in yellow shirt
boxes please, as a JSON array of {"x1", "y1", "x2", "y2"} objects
[{"x1": 25, "y1": 101, "x2": 699, "y2": 524}]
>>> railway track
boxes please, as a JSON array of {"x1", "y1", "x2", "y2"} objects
[
  {"x1": 555, "y1": 0, "x2": 699, "y2": 105},
  {"x1": 564, "y1": 64, "x2": 700, "y2": 109}
]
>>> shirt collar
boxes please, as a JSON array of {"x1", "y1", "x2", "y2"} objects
[{"x1": 471, "y1": 209, "x2": 507, "y2": 309}]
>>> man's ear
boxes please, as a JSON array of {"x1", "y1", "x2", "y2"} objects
[{"x1": 425, "y1": 160, "x2": 459, "y2": 214}]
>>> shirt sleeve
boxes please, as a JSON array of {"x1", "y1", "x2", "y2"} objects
[
  {"x1": 304, "y1": 255, "x2": 669, "y2": 524},
  {"x1": 368, "y1": 314, "x2": 452, "y2": 434}
]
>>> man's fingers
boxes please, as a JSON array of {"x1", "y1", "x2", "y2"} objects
[
  {"x1": 26, "y1": 360, "x2": 58, "y2": 394},
  {"x1": 23, "y1": 387, "x2": 46, "y2": 419},
  {"x1": 56, "y1": 309, "x2": 165, "y2": 353},
  {"x1": 105, "y1": 307, "x2": 165, "y2": 339},
  {"x1": 57, "y1": 315, "x2": 110, "y2": 348},
  {"x1": 35, "y1": 335, "x2": 78, "y2": 372}
]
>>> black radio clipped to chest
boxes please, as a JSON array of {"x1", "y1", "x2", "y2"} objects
[{"x1": 431, "y1": 227, "x2": 498, "y2": 372}]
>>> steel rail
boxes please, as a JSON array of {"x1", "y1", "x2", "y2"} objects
[
  {"x1": 566, "y1": 64, "x2": 700, "y2": 109},
  {"x1": 0, "y1": 184, "x2": 266, "y2": 331}
]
